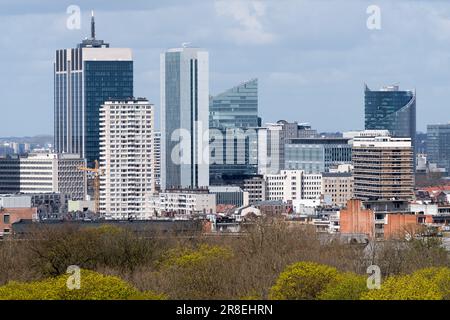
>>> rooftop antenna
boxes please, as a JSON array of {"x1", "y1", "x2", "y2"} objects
[{"x1": 91, "y1": 10, "x2": 96, "y2": 40}]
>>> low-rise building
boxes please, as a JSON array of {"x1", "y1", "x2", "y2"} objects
[
  {"x1": 0, "y1": 195, "x2": 38, "y2": 237},
  {"x1": 0, "y1": 153, "x2": 87, "y2": 200},
  {"x1": 242, "y1": 175, "x2": 266, "y2": 204},
  {"x1": 149, "y1": 188, "x2": 216, "y2": 217},
  {"x1": 209, "y1": 186, "x2": 249, "y2": 207},
  {"x1": 340, "y1": 199, "x2": 431, "y2": 240},
  {"x1": 265, "y1": 170, "x2": 322, "y2": 202},
  {"x1": 253, "y1": 200, "x2": 293, "y2": 215},
  {"x1": 322, "y1": 172, "x2": 354, "y2": 207}
]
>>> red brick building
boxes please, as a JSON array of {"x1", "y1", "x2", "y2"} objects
[
  {"x1": 340, "y1": 199, "x2": 430, "y2": 239},
  {"x1": 0, "y1": 207, "x2": 36, "y2": 237}
]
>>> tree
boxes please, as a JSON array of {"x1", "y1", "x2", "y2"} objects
[
  {"x1": 318, "y1": 272, "x2": 368, "y2": 300},
  {"x1": 156, "y1": 244, "x2": 234, "y2": 299},
  {"x1": 360, "y1": 272, "x2": 442, "y2": 300},
  {"x1": 269, "y1": 262, "x2": 339, "y2": 300},
  {"x1": 0, "y1": 269, "x2": 166, "y2": 300}
]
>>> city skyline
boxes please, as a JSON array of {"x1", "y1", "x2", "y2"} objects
[{"x1": 3, "y1": 0, "x2": 450, "y2": 136}]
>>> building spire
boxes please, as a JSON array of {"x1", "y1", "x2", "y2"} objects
[{"x1": 91, "y1": 10, "x2": 95, "y2": 39}]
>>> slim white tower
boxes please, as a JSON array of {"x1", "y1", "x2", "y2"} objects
[{"x1": 99, "y1": 98, "x2": 155, "y2": 219}]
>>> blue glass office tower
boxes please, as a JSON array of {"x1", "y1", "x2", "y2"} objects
[
  {"x1": 209, "y1": 79, "x2": 260, "y2": 184},
  {"x1": 427, "y1": 123, "x2": 450, "y2": 173},
  {"x1": 209, "y1": 79, "x2": 259, "y2": 128},
  {"x1": 364, "y1": 84, "x2": 416, "y2": 150},
  {"x1": 54, "y1": 14, "x2": 133, "y2": 165}
]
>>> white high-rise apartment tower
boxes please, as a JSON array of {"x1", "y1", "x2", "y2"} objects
[{"x1": 99, "y1": 98, "x2": 155, "y2": 219}]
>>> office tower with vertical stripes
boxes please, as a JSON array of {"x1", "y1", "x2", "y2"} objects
[
  {"x1": 54, "y1": 12, "x2": 133, "y2": 166},
  {"x1": 160, "y1": 47, "x2": 209, "y2": 190}
]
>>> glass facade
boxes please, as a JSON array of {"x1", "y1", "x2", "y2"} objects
[
  {"x1": 284, "y1": 138, "x2": 352, "y2": 174},
  {"x1": 209, "y1": 79, "x2": 259, "y2": 128},
  {"x1": 163, "y1": 51, "x2": 182, "y2": 188},
  {"x1": 364, "y1": 85, "x2": 416, "y2": 149},
  {"x1": 209, "y1": 79, "x2": 259, "y2": 184},
  {"x1": 84, "y1": 61, "x2": 133, "y2": 165},
  {"x1": 161, "y1": 48, "x2": 209, "y2": 190},
  {"x1": 54, "y1": 45, "x2": 133, "y2": 166},
  {"x1": 427, "y1": 124, "x2": 450, "y2": 173}
]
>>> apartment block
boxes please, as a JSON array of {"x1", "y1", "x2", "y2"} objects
[
  {"x1": 352, "y1": 132, "x2": 414, "y2": 200},
  {"x1": 99, "y1": 98, "x2": 155, "y2": 220}
]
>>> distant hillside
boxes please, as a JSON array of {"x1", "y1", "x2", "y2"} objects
[{"x1": 0, "y1": 135, "x2": 53, "y2": 146}]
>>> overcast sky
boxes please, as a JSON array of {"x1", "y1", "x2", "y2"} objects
[{"x1": 1, "y1": 0, "x2": 450, "y2": 136}]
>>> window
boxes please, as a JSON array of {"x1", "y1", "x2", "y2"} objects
[{"x1": 3, "y1": 215, "x2": 10, "y2": 224}]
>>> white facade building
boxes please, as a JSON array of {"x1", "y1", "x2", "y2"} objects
[
  {"x1": 18, "y1": 153, "x2": 86, "y2": 200},
  {"x1": 99, "y1": 99, "x2": 155, "y2": 220},
  {"x1": 265, "y1": 170, "x2": 322, "y2": 202},
  {"x1": 149, "y1": 189, "x2": 216, "y2": 216},
  {"x1": 153, "y1": 131, "x2": 161, "y2": 190}
]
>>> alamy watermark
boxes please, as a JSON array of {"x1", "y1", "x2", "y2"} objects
[
  {"x1": 66, "y1": 5, "x2": 81, "y2": 30},
  {"x1": 66, "y1": 265, "x2": 81, "y2": 290},
  {"x1": 367, "y1": 5, "x2": 381, "y2": 30}
]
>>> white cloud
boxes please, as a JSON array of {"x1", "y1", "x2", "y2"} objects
[{"x1": 214, "y1": 0, "x2": 274, "y2": 45}]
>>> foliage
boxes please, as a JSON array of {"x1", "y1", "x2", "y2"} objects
[
  {"x1": 269, "y1": 262, "x2": 339, "y2": 300},
  {"x1": 360, "y1": 273, "x2": 442, "y2": 300},
  {"x1": 160, "y1": 244, "x2": 233, "y2": 268},
  {"x1": 318, "y1": 272, "x2": 368, "y2": 300},
  {"x1": 156, "y1": 244, "x2": 234, "y2": 299},
  {"x1": 0, "y1": 269, "x2": 166, "y2": 300}
]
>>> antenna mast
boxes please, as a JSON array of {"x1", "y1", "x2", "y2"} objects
[{"x1": 91, "y1": 10, "x2": 96, "y2": 39}]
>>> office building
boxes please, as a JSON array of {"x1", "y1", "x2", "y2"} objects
[
  {"x1": 160, "y1": 47, "x2": 209, "y2": 190},
  {"x1": 0, "y1": 153, "x2": 86, "y2": 200},
  {"x1": 54, "y1": 13, "x2": 133, "y2": 165},
  {"x1": 265, "y1": 170, "x2": 322, "y2": 202},
  {"x1": 427, "y1": 123, "x2": 450, "y2": 174},
  {"x1": 352, "y1": 132, "x2": 414, "y2": 201},
  {"x1": 0, "y1": 155, "x2": 20, "y2": 194},
  {"x1": 209, "y1": 127, "x2": 258, "y2": 184},
  {"x1": 99, "y1": 98, "x2": 155, "y2": 220},
  {"x1": 284, "y1": 137, "x2": 352, "y2": 173},
  {"x1": 209, "y1": 79, "x2": 259, "y2": 184},
  {"x1": 257, "y1": 121, "x2": 319, "y2": 175},
  {"x1": 209, "y1": 186, "x2": 249, "y2": 207},
  {"x1": 322, "y1": 172, "x2": 354, "y2": 207},
  {"x1": 209, "y1": 78, "x2": 259, "y2": 128},
  {"x1": 242, "y1": 175, "x2": 267, "y2": 204},
  {"x1": 364, "y1": 84, "x2": 416, "y2": 150}
]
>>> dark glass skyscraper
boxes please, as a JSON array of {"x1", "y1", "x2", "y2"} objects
[
  {"x1": 209, "y1": 79, "x2": 259, "y2": 184},
  {"x1": 54, "y1": 13, "x2": 133, "y2": 165},
  {"x1": 364, "y1": 84, "x2": 416, "y2": 150},
  {"x1": 427, "y1": 123, "x2": 450, "y2": 173}
]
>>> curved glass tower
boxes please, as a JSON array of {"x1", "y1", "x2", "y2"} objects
[{"x1": 364, "y1": 84, "x2": 416, "y2": 150}]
